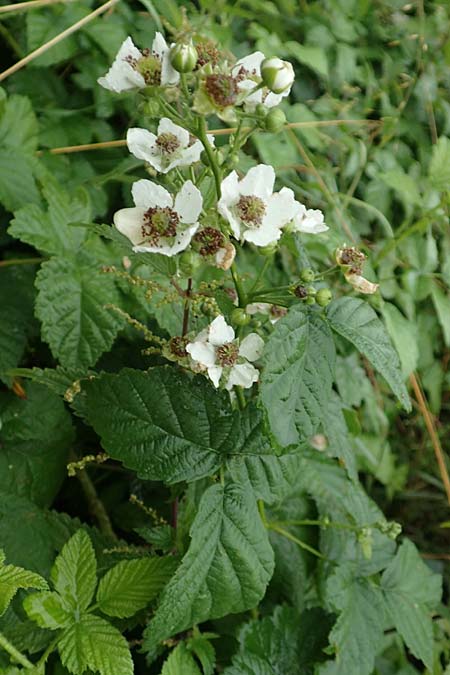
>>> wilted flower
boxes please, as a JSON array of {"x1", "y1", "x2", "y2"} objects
[
  {"x1": 291, "y1": 205, "x2": 328, "y2": 234},
  {"x1": 336, "y1": 246, "x2": 379, "y2": 295},
  {"x1": 113, "y1": 179, "x2": 202, "y2": 256},
  {"x1": 186, "y1": 315, "x2": 264, "y2": 389},
  {"x1": 194, "y1": 68, "x2": 240, "y2": 121},
  {"x1": 218, "y1": 164, "x2": 301, "y2": 247},
  {"x1": 127, "y1": 118, "x2": 211, "y2": 174},
  {"x1": 191, "y1": 227, "x2": 236, "y2": 270},
  {"x1": 98, "y1": 34, "x2": 179, "y2": 93},
  {"x1": 245, "y1": 303, "x2": 287, "y2": 323},
  {"x1": 344, "y1": 273, "x2": 379, "y2": 295},
  {"x1": 232, "y1": 51, "x2": 293, "y2": 111},
  {"x1": 261, "y1": 57, "x2": 295, "y2": 94}
]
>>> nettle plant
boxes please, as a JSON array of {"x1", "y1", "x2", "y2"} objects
[{"x1": 1, "y1": 23, "x2": 443, "y2": 675}]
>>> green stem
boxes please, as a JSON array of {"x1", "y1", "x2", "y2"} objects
[
  {"x1": 197, "y1": 117, "x2": 222, "y2": 199},
  {"x1": 74, "y1": 460, "x2": 118, "y2": 541},
  {"x1": 230, "y1": 262, "x2": 246, "y2": 306},
  {"x1": 0, "y1": 632, "x2": 34, "y2": 669},
  {"x1": 269, "y1": 525, "x2": 324, "y2": 559},
  {"x1": 0, "y1": 256, "x2": 44, "y2": 268},
  {"x1": 189, "y1": 165, "x2": 196, "y2": 184},
  {"x1": 249, "y1": 257, "x2": 272, "y2": 295},
  {"x1": 258, "y1": 499, "x2": 268, "y2": 526},
  {"x1": 35, "y1": 635, "x2": 59, "y2": 671},
  {"x1": 234, "y1": 386, "x2": 246, "y2": 410}
]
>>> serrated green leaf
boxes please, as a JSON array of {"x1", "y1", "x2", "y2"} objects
[
  {"x1": 9, "y1": 181, "x2": 90, "y2": 256},
  {"x1": 144, "y1": 482, "x2": 274, "y2": 655},
  {"x1": 84, "y1": 367, "x2": 234, "y2": 483},
  {"x1": 23, "y1": 590, "x2": 72, "y2": 629},
  {"x1": 0, "y1": 382, "x2": 74, "y2": 506},
  {"x1": 51, "y1": 531, "x2": 97, "y2": 613},
  {"x1": 161, "y1": 643, "x2": 202, "y2": 675},
  {"x1": 35, "y1": 255, "x2": 123, "y2": 369},
  {"x1": 321, "y1": 392, "x2": 357, "y2": 480},
  {"x1": 319, "y1": 567, "x2": 386, "y2": 675},
  {"x1": 0, "y1": 151, "x2": 39, "y2": 211},
  {"x1": 381, "y1": 302, "x2": 418, "y2": 377},
  {"x1": 431, "y1": 284, "x2": 450, "y2": 347},
  {"x1": 224, "y1": 606, "x2": 332, "y2": 675},
  {"x1": 260, "y1": 307, "x2": 336, "y2": 447},
  {"x1": 381, "y1": 540, "x2": 442, "y2": 670},
  {"x1": 0, "y1": 94, "x2": 38, "y2": 153},
  {"x1": 286, "y1": 41, "x2": 329, "y2": 78},
  {"x1": 26, "y1": 5, "x2": 89, "y2": 67},
  {"x1": 97, "y1": 556, "x2": 177, "y2": 618},
  {"x1": 58, "y1": 614, "x2": 133, "y2": 675},
  {"x1": 428, "y1": 136, "x2": 450, "y2": 190},
  {"x1": 187, "y1": 634, "x2": 216, "y2": 675},
  {"x1": 0, "y1": 556, "x2": 47, "y2": 617},
  {"x1": 327, "y1": 297, "x2": 411, "y2": 411}
]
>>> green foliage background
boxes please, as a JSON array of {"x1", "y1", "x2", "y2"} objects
[{"x1": 0, "y1": 0, "x2": 449, "y2": 673}]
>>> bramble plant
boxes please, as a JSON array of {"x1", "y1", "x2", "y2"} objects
[{"x1": 0, "y1": 6, "x2": 448, "y2": 675}]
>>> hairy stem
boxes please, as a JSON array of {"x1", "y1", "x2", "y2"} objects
[{"x1": 0, "y1": 632, "x2": 34, "y2": 669}]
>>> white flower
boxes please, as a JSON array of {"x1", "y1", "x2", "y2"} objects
[
  {"x1": 245, "y1": 302, "x2": 287, "y2": 323},
  {"x1": 218, "y1": 164, "x2": 301, "y2": 247},
  {"x1": 98, "y1": 33, "x2": 179, "y2": 93},
  {"x1": 113, "y1": 179, "x2": 202, "y2": 256},
  {"x1": 232, "y1": 51, "x2": 291, "y2": 111},
  {"x1": 345, "y1": 272, "x2": 379, "y2": 295},
  {"x1": 186, "y1": 316, "x2": 264, "y2": 389},
  {"x1": 292, "y1": 205, "x2": 329, "y2": 234},
  {"x1": 261, "y1": 57, "x2": 295, "y2": 94},
  {"x1": 127, "y1": 118, "x2": 212, "y2": 174}
]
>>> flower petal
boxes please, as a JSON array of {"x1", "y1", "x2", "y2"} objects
[
  {"x1": 208, "y1": 316, "x2": 235, "y2": 346},
  {"x1": 152, "y1": 33, "x2": 179, "y2": 85},
  {"x1": 243, "y1": 222, "x2": 282, "y2": 247},
  {"x1": 133, "y1": 223, "x2": 198, "y2": 256},
  {"x1": 234, "y1": 51, "x2": 265, "y2": 76},
  {"x1": 131, "y1": 179, "x2": 172, "y2": 208},
  {"x1": 218, "y1": 171, "x2": 241, "y2": 238},
  {"x1": 174, "y1": 181, "x2": 203, "y2": 223},
  {"x1": 239, "y1": 164, "x2": 275, "y2": 199},
  {"x1": 207, "y1": 365, "x2": 223, "y2": 388},
  {"x1": 239, "y1": 333, "x2": 265, "y2": 361},
  {"x1": 127, "y1": 127, "x2": 157, "y2": 163},
  {"x1": 226, "y1": 363, "x2": 259, "y2": 389},
  {"x1": 113, "y1": 207, "x2": 146, "y2": 245},
  {"x1": 295, "y1": 208, "x2": 329, "y2": 234},
  {"x1": 157, "y1": 117, "x2": 190, "y2": 147},
  {"x1": 263, "y1": 187, "x2": 301, "y2": 229},
  {"x1": 186, "y1": 340, "x2": 216, "y2": 367},
  {"x1": 97, "y1": 37, "x2": 145, "y2": 92}
]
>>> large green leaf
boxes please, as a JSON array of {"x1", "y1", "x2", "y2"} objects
[
  {"x1": 381, "y1": 540, "x2": 442, "y2": 670},
  {"x1": 51, "y1": 530, "x2": 97, "y2": 613},
  {"x1": 319, "y1": 567, "x2": 386, "y2": 675},
  {"x1": 381, "y1": 302, "x2": 418, "y2": 377},
  {"x1": 84, "y1": 367, "x2": 234, "y2": 483},
  {"x1": 0, "y1": 382, "x2": 74, "y2": 506},
  {"x1": 23, "y1": 590, "x2": 72, "y2": 630},
  {"x1": 428, "y1": 136, "x2": 450, "y2": 191},
  {"x1": 0, "y1": 551, "x2": 47, "y2": 617},
  {"x1": 224, "y1": 606, "x2": 332, "y2": 675},
  {"x1": 97, "y1": 556, "x2": 177, "y2": 618},
  {"x1": 0, "y1": 151, "x2": 39, "y2": 211},
  {"x1": 327, "y1": 297, "x2": 411, "y2": 411},
  {"x1": 161, "y1": 644, "x2": 202, "y2": 675},
  {"x1": 35, "y1": 255, "x2": 123, "y2": 369},
  {"x1": 0, "y1": 93, "x2": 38, "y2": 153},
  {"x1": 260, "y1": 307, "x2": 336, "y2": 447},
  {"x1": 58, "y1": 613, "x2": 133, "y2": 675},
  {"x1": 143, "y1": 481, "x2": 274, "y2": 654}
]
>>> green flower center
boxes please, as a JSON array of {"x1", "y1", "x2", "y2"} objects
[
  {"x1": 204, "y1": 74, "x2": 238, "y2": 108},
  {"x1": 135, "y1": 50, "x2": 162, "y2": 85},
  {"x1": 141, "y1": 206, "x2": 179, "y2": 245},
  {"x1": 216, "y1": 342, "x2": 239, "y2": 367},
  {"x1": 236, "y1": 195, "x2": 266, "y2": 227},
  {"x1": 155, "y1": 132, "x2": 181, "y2": 155}
]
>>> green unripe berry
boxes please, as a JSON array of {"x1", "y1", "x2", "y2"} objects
[
  {"x1": 170, "y1": 42, "x2": 198, "y2": 73},
  {"x1": 231, "y1": 308, "x2": 251, "y2": 326},
  {"x1": 300, "y1": 268, "x2": 315, "y2": 282},
  {"x1": 316, "y1": 288, "x2": 332, "y2": 307},
  {"x1": 305, "y1": 296, "x2": 316, "y2": 305},
  {"x1": 264, "y1": 108, "x2": 286, "y2": 133},
  {"x1": 178, "y1": 250, "x2": 201, "y2": 276},
  {"x1": 255, "y1": 103, "x2": 267, "y2": 118}
]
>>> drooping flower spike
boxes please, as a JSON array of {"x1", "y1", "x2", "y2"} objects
[
  {"x1": 218, "y1": 164, "x2": 301, "y2": 247},
  {"x1": 127, "y1": 118, "x2": 213, "y2": 174},
  {"x1": 186, "y1": 316, "x2": 264, "y2": 389},
  {"x1": 98, "y1": 34, "x2": 179, "y2": 93},
  {"x1": 114, "y1": 179, "x2": 202, "y2": 256}
]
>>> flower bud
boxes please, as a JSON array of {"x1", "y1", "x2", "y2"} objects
[
  {"x1": 261, "y1": 57, "x2": 295, "y2": 94},
  {"x1": 170, "y1": 42, "x2": 198, "y2": 73},
  {"x1": 300, "y1": 268, "x2": 315, "y2": 282},
  {"x1": 178, "y1": 250, "x2": 201, "y2": 276},
  {"x1": 316, "y1": 288, "x2": 332, "y2": 307},
  {"x1": 255, "y1": 103, "x2": 267, "y2": 118},
  {"x1": 231, "y1": 308, "x2": 251, "y2": 326},
  {"x1": 264, "y1": 108, "x2": 286, "y2": 133}
]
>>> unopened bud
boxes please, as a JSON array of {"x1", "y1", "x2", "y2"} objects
[
  {"x1": 231, "y1": 308, "x2": 251, "y2": 326},
  {"x1": 264, "y1": 108, "x2": 286, "y2": 133},
  {"x1": 261, "y1": 57, "x2": 295, "y2": 94},
  {"x1": 300, "y1": 268, "x2": 315, "y2": 282},
  {"x1": 170, "y1": 42, "x2": 198, "y2": 73},
  {"x1": 316, "y1": 288, "x2": 332, "y2": 307}
]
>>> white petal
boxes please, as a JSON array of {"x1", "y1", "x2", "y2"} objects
[
  {"x1": 152, "y1": 33, "x2": 179, "y2": 85},
  {"x1": 131, "y1": 179, "x2": 172, "y2": 208},
  {"x1": 239, "y1": 333, "x2": 265, "y2": 361},
  {"x1": 207, "y1": 365, "x2": 223, "y2": 388},
  {"x1": 177, "y1": 139, "x2": 204, "y2": 165},
  {"x1": 245, "y1": 302, "x2": 271, "y2": 315},
  {"x1": 113, "y1": 207, "x2": 146, "y2": 245},
  {"x1": 135, "y1": 223, "x2": 198, "y2": 256},
  {"x1": 174, "y1": 181, "x2": 203, "y2": 223},
  {"x1": 226, "y1": 363, "x2": 259, "y2": 389},
  {"x1": 186, "y1": 340, "x2": 216, "y2": 367},
  {"x1": 239, "y1": 164, "x2": 275, "y2": 199},
  {"x1": 127, "y1": 127, "x2": 157, "y2": 163},
  {"x1": 208, "y1": 316, "x2": 235, "y2": 346},
  {"x1": 157, "y1": 117, "x2": 189, "y2": 147},
  {"x1": 243, "y1": 222, "x2": 282, "y2": 247},
  {"x1": 263, "y1": 91, "x2": 284, "y2": 108},
  {"x1": 151, "y1": 31, "x2": 169, "y2": 59},
  {"x1": 295, "y1": 208, "x2": 329, "y2": 234},
  {"x1": 218, "y1": 171, "x2": 241, "y2": 238},
  {"x1": 263, "y1": 188, "x2": 302, "y2": 228},
  {"x1": 234, "y1": 51, "x2": 265, "y2": 76},
  {"x1": 97, "y1": 37, "x2": 145, "y2": 92}
]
